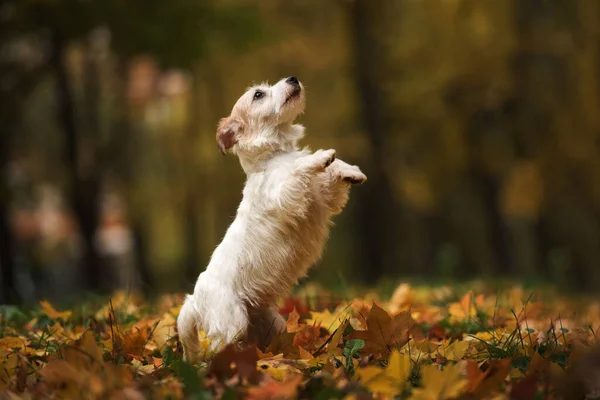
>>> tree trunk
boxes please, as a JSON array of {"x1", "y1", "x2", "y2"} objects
[
  {"x1": 0, "y1": 121, "x2": 17, "y2": 304},
  {"x1": 184, "y1": 67, "x2": 201, "y2": 284},
  {"x1": 50, "y1": 32, "x2": 104, "y2": 292},
  {"x1": 347, "y1": 0, "x2": 400, "y2": 283}
]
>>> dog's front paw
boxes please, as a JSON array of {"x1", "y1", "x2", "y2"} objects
[
  {"x1": 341, "y1": 165, "x2": 367, "y2": 185},
  {"x1": 312, "y1": 149, "x2": 336, "y2": 170},
  {"x1": 298, "y1": 149, "x2": 336, "y2": 172}
]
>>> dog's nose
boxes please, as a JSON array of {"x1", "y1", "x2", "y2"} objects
[{"x1": 286, "y1": 76, "x2": 299, "y2": 86}]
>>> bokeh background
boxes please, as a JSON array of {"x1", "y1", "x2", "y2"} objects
[{"x1": 2, "y1": 0, "x2": 600, "y2": 305}]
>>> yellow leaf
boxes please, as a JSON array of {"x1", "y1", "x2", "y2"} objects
[
  {"x1": 355, "y1": 351, "x2": 411, "y2": 397},
  {"x1": 388, "y1": 283, "x2": 415, "y2": 314},
  {"x1": 0, "y1": 352, "x2": 19, "y2": 389},
  {"x1": 257, "y1": 354, "x2": 308, "y2": 381},
  {"x1": 0, "y1": 337, "x2": 26, "y2": 354},
  {"x1": 298, "y1": 346, "x2": 314, "y2": 361},
  {"x1": 40, "y1": 300, "x2": 72, "y2": 321},
  {"x1": 152, "y1": 313, "x2": 176, "y2": 349},
  {"x1": 440, "y1": 339, "x2": 470, "y2": 361},
  {"x1": 132, "y1": 358, "x2": 155, "y2": 375},
  {"x1": 448, "y1": 292, "x2": 483, "y2": 323},
  {"x1": 327, "y1": 319, "x2": 348, "y2": 358},
  {"x1": 411, "y1": 363, "x2": 467, "y2": 400},
  {"x1": 307, "y1": 309, "x2": 345, "y2": 333},
  {"x1": 387, "y1": 351, "x2": 412, "y2": 384},
  {"x1": 79, "y1": 330, "x2": 103, "y2": 364}
]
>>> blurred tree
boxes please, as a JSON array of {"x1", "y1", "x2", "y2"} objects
[
  {"x1": 346, "y1": 0, "x2": 400, "y2": 283},
  {"x1": 0, "y1": 2, "x2": 49, "y2": 303},
  {"x1": 1, "y1": 0, "x2": 262, "y2": 295}
]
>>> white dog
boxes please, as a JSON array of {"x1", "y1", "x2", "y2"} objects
[{"x1": 177, "y1": 77, "x2": 366, "y2": 361}]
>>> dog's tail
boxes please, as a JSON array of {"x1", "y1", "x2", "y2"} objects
[{"x1": 177, "y1": 295, "x2": 201, "y2": 362}]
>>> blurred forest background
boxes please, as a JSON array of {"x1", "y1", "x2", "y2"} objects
[{"x1": 1, "y1": 0, "x2": 600, "y2": 305}]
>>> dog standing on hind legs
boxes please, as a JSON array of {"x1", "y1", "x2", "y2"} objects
[{"x1": 177, "y1": 76, "x2": 367, "y2": 362}]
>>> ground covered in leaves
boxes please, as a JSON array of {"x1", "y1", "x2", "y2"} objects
[{"x1": 1, "y1": 282, "x2": 600, "y2": 399}]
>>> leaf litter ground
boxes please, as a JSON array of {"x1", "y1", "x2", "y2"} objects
[{"x1": 1, "y1": 282, "x2": 600, "y2": 399}]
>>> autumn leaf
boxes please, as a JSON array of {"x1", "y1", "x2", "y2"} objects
[
  {"x1": 348, "y1": 303, "x2": 414, "y2": 356},
  {"x1": 0, "y1": 352, "x2": 19, "y2": 390},
  {"x1": 0, "y1": 337, "x2": 26, "y2": 354},
  {"x1": 279, "y1": 298, "x2": 309, "y2": 317},
  {"x1": 355, "y1": 351, "x2": 411, "y2": 397},
  {"x1": 466, "y1": 359, "x2": 511, "y2": 398},
  {"x1": 257, "y1": 354, "x2": 309, "y2": 380},
  {"x1": 307, "y1": 309, "x2": 347, "y2": 333},
  {"x1": 509, "y1": 374, "x2": 539, "y2": 400},
  {"x1": 286, "y1": 308, "x2": 302, "y2": 333},
  {"x1": 40, "y1": 300, "x2": 72, "y2": 321},
  {"x1": 448, "y1": 292, "x2": 484, "y2": 323},
  {"x1": 388, "y1": 283, "x2": 414, "y2": 314},
  {"x1": 208, "y1": 344, "x2": 261, "y2": 385},
  {"x1": 411, "y1": 363, "x2": 468, "y2": 400},
  {"x1": 246, "y1": 375, "x2": 302, "y2": 400},
  {"x1": 326, "y1": 319, "x2": 349, "y2": 358},
  {"x1": 439, "y1": 339, "x2": 470, "y2": 361}
]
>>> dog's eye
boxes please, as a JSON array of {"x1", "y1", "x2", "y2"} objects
[{"x1": 253, "y1": 90, "x2": 264, "y2": 100}]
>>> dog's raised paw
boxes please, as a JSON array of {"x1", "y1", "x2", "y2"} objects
[
  {"x1": 311, "y1": 149, "x2": 336, "y2": 170},
  {"x1": 341, "y1": 166, "x2": 367, "y2": 185}
]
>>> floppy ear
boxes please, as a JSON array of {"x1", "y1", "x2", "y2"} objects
[{"x1": 216, "y1": 117, "x2": 245, "y2": 155}]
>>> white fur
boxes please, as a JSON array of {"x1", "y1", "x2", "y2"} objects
[{"x1": 177, "y1": 77, "x2": 366, "y2": 361}]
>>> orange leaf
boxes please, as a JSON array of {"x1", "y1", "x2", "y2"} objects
[
  {"x1": 40, "y1": 300, "x2": 72, "y2": 321},
  {"x1": 246, "y1": 375, "x2": 302, "y2": 400},
  {"x1": 466, "y1": 359, "x2": 511, "y2": 397},
  {"x1": 286, "y1": 308, "x2": 302, "y2": 333},
  {"x1": 348, "y1": 303, "x2": 414, "y2": 356}
]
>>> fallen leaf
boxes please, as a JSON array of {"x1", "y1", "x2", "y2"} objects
[
  {"x1": 246, "y1": 374, "x2": 302, "y2": 400},
  {"x1": 510, "y1": 374, "x2": 539, "y2": 400},
  {"x1": 286, "y1": 308, "x2": 302, "y2": 333},
  {"x1": 411, "y1": 363, "x2": 467, "y2": 400},
  {"x1": 466, "y1": 359, "x2": 511, "y2": 398},
  {"x1": 40, "y1": 300, "x2": 72, "y2": 321},
  {"x1": 257, "y1": 354, "x2": 309, "y2": 380},
  {"x1": 348, "y1": 303, "x2": 414, "y2": 356},
  {"x1": 355, "y1": 351, "x2": 411, "y2": 397}
]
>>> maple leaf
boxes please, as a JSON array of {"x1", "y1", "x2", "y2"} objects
[
  {"x1": 307, "y1": 309, "x2": 346, "y2": 334},
  {"x1": 267, "y1": 331, "x2": 300, "y2": 358},
  {"x1": 151, "y1": 312, "x2": 177, "y2": 349},
  {"x1": 348, "y1": 303, "x2": 414, "y2": 356},
  {"x1": 208, "y1": 344, "x2": 261, "y2": 385},
  {"x1": 448, "y1": 292, "x2": 484, "y2": 323},
  {"x1": 466, "y1": 359, "x2": 511, "y2": 398},
  {"x1": 257, "y1": 354, "x2": 310, "y2": 381},
  {"x1": 246, "y1": 374, "x2": 302, "y2": 400},
  {"x1": 439, "y1": 339, "x2": 470, "y2": 361},
  {"x1": 411, "y1": 363, "x2": 468, "y2": 400},
  {"x1": 354, "y1": 351, "x2": 411, "y2": 397},
  {"x1": 279, "y1": 298, "x2": 309, "y2": 317},
  {"x1": 0, "y1": 352, "x2": 19, "y2": 391},
  {"x1": 40, "y1": 300, "x2": 72, "y2": 321},
  {"x1": 286, "y1": 308, "x2": 303, "y2": 333},
  {"x1": 0, "y1": 337, "x2": 26, "y2": 354},
  {"x1": 387, "y1": 283, "x2": 414, "y2": 314}
]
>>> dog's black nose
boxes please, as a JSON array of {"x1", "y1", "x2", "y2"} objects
[{"x1": 286, "y1": 76, "x2": 299, "y2": 85}]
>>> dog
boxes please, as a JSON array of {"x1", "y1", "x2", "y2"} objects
[{"x1": 177, "y1": 77, "x2": 366, "y2": 361}]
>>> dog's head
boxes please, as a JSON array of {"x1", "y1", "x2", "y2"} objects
[{"x1": 216, "y1": 77, "x2": 306, "y2": 156}]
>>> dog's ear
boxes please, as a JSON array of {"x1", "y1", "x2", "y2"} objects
[{"x1": 216, "y1": 117, "x2": 245, "y2": 155}]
